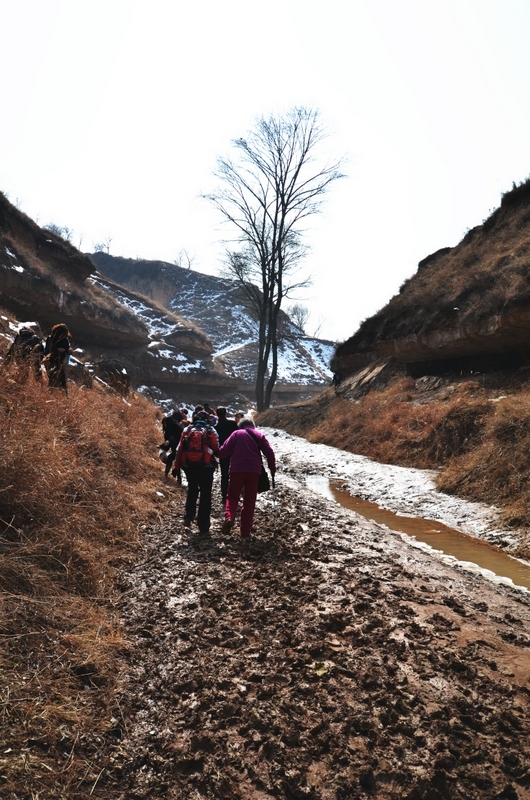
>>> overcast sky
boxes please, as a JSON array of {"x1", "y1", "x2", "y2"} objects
[{"x1": 2, "y1": 0, "x2": 530, "y2": 342}]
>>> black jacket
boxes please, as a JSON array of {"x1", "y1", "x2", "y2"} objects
[{"x1": 215, "y1": 417, "x2": 238, "y2": 446}]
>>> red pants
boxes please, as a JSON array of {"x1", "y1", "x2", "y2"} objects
[{"x1": 225, "y1": 471, "x2": 260, "y2": 536}]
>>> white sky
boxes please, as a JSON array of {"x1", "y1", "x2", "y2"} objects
[{"x1": 2, "y1": 0, "x2": 529, "y2": 343}]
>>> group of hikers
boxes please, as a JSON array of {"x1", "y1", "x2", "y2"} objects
[
  {"x1": 160, "y1": 404, "x2": 276, "y2": 538},
  {"x1": 7, "y1": 322, "x2": 276, "y2": 538},
  {"x1": 4, "y1": 322, "x2": 72, "y2": 392}
]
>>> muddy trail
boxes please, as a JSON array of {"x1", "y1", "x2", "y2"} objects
[{"x1": 106, "y1": 435, "x2": 530, "y2": 800}]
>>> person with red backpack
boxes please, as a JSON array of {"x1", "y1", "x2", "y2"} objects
[{"x1": 173, "y1": 407, "x2": 219, "y2": 533}]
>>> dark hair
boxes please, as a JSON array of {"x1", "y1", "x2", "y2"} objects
[
  {"x1": 216, "y1": 407, "x2": 227, "y2": 418},
  {"x1": 238, "y1": 418, "x2": 255, "y2": 429}
]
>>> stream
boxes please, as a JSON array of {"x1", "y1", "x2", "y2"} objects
[{"x1": 306, "y1": 474, "x2": 530, "y2": 592}]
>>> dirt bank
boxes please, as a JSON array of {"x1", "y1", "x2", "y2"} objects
[{"x1": 105, "y1": 435, "x2": 530, "y2": 800}]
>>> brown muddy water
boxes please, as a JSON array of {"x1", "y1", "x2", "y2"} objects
[{"x1": 305, "y1": 475, "x2": 530, "y2": 592}]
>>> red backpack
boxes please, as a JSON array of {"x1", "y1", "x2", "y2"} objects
[{"x1": 180, "y1": 425, "x2": 212, "y2": 466}]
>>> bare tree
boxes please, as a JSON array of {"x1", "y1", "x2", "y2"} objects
[
  {"x1": 93, "y1": 236, "x2": 113, "y2": 254},
  {"x1": 205, "y1": 107, "x2": 345, "y2": 410},
  {"x1": 173, "y1": 249, "x2": 196, "y2": 270},
  {"x1": 289, "y1": 303, "x2": 310, "y2": 334},
  {"x1": 45, "y1": 223, "x2": 73, "y2": 242}
]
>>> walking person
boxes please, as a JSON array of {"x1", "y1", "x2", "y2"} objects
[
  {"x1": 44, "y1": 323, "x2": 71, "y2": 392},
  {"x1": 161, "y1": 409, "x2": 183, "y2": 483},
  {"x1": 217, "y1": 418, "x2": 276, "y2": 539},
  {"x1": 173, "y1": 409, "x2": 219, "y2": 534},
  {"x1": 215, "y1": 407, "x2": 238, "y2": 505}
]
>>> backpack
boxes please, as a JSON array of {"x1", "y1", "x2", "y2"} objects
[
  {"x1": 15, "y1": 329, "x2": 41, "y2": 356},
  {"x1": 18, "y1": 328, "x2": 40, "y2": 349},
  {"x1": 180, "y1": 424, "x2": 212, "y2": 466},
  {"x1": 6, "y1": 328, "x2": 41, "y2": 364}
]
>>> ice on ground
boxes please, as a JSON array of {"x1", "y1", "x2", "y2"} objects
[{"x1": 263, "y1": 428, "x2": 503, "y2": 541}]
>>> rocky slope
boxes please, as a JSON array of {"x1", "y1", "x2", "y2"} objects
[{"x1": 332, "y1": 178, "x2": 530, "y2": 382}]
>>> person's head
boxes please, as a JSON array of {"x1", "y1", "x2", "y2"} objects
[
  {"x1": 238, "y1": 417, "x2": 255, "y2": 429},
  {"x1": 193, "y1": 409, "x2": 209, "y2": 422},
  {"x1": 51, "y1": 323, "x2": 70, "y2": 338},
  {"x1": 216, "y1": 407, "x2": 227, "y2": 419},
  {"x1": 234, "y1": 411, "x2": 244, "y2": 422}
]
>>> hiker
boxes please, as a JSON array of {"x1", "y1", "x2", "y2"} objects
[
  {"x1": 4, "y1": 325, "x2": 44, "y2": 380},
  {"x1": 203, "y1": 403, "x2": 218, "y2": 426},
  {"x1": 44, "y1": 323, "x2": 71, "y2": 392},
  {"x1": 234, "y1": 411, "x2": 244, "y2": 424},
  {"x1": 216, "y1": 418, "x2": 276, "y2": 539},
  {"x1": 215, "y1": 407, "x2": 238, "y2": 504},
  {"x1": 173, "y1": 408, "x2": 219, "y2": 533},
  {"x1": 161, "y1": 409, "x2": 183, "y2": 483}
]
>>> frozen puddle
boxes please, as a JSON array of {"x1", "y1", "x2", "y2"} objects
[{"x1": 306, "y1": 474, "x2": 530, "y2": 593}]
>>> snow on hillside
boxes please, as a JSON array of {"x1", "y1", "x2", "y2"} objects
[
  {"x1": 90, "y1": 253, "x2": 336, "y2": 388},
  {"x1": 169, "y1": 270, "x2": 334, "y2": 383},
  {"x1": 89, "y1": 275, "x2": 207, "y2": 374}
]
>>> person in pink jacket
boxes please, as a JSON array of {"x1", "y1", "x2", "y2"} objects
[{"x1": 216, "y1": 418, "x2": 276, "y2": 538}]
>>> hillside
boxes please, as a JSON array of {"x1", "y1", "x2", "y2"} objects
[
  {"x1": 89, "y1": 252, "x2": 335, "y2": 403},
  {"x1": 0, "y1": 193, "x2": 222, "y2": 399},
  {"x1": 332, "y1": 177, "x2": 530, "y2": 380},
  {"x1": 0, "y1": 192, "x2": 334, "y2": 407}
]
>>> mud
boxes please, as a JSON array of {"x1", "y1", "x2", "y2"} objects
[{"x1": 107, "y1": 435, "x2": 530, "y2": 800}]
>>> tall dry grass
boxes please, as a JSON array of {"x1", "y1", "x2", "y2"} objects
[
  {"x1": 438, "y1": 393, "x2": 530, "y2": 536},
  {"x1": 260, "y1": 380, "x2": 492, "y2": 469},
  {"x1": 310, "y1": 380, "x2": 492, "y2": 469},
  {"x1": 0, "y1": 361, "x2": 166, "y2": 798}
]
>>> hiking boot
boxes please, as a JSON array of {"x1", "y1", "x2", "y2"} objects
[
  {"x1": 199, "y1": 528, "x2": 210, "y2": 534},
  {"x1": 221, "y1": 518, "x2": 234, "y2": 535},
  {"x1": 184, "y1": 517, "x2": 193, "y2": 527}
]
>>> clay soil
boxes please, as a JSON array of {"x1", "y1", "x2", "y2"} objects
[{"x1": 106, "y1": 443, "x2": 530, "y2": 800}]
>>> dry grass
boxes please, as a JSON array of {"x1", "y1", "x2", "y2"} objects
[
  {"x1": 260, "y1": 380, "x2": 492, "y2": 469},
  {"x1": 0, "y1": 355, "x2": 166, "y2": 798},
  {"x1": 438, "y1": 393, "x2": 530, "y2": 536},
  {"x1": 260, "y1": 379, "x2": 530, "y2": 559}
]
